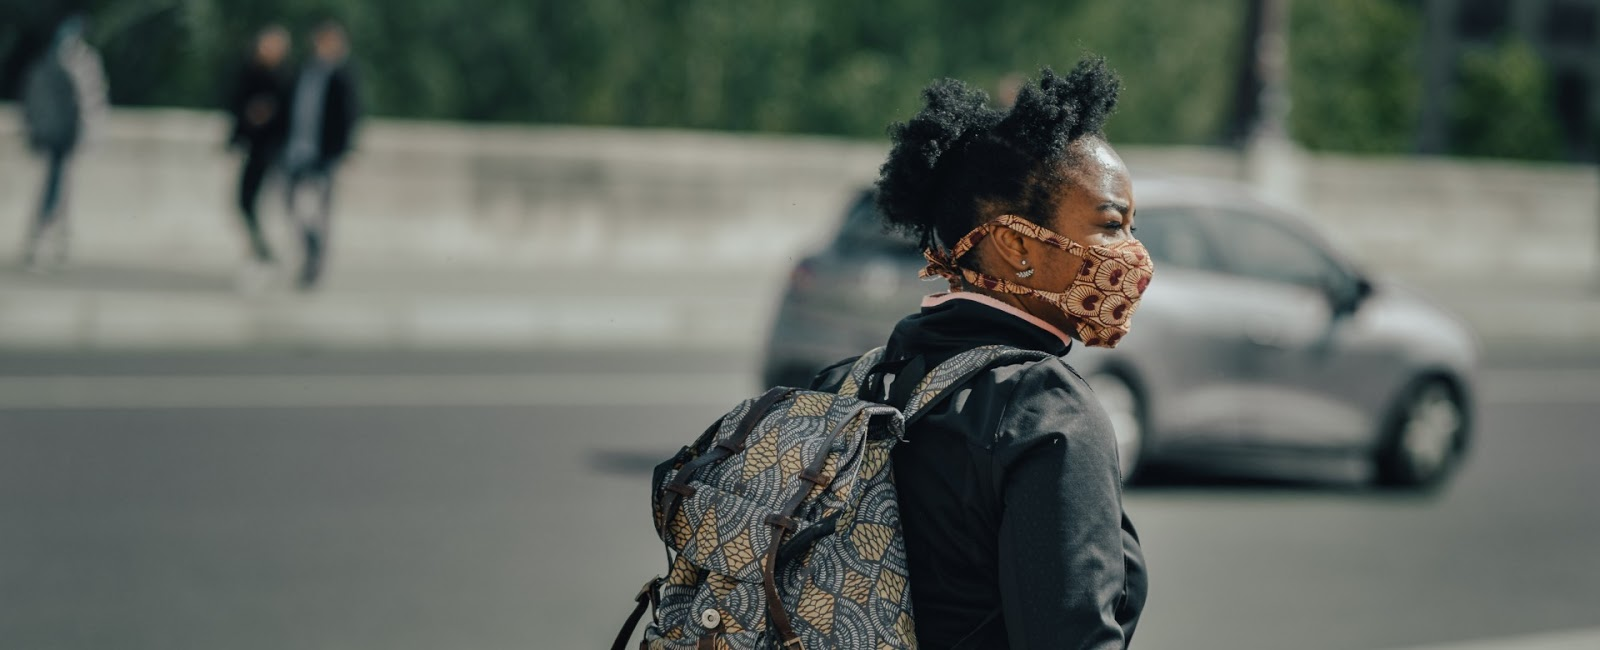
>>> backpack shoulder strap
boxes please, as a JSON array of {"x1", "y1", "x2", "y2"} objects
[{"x1": 900, "y1": 345, "x2": 1054, "y2": 426}]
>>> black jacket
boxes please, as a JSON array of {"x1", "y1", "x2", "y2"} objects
[
  {"x1": 812, "y1": 297, "x2": 1148, "y2": 649},
  {"x1": 22, "y1": 55, "x2": 79, "y2": 153},
  {"x1": 227, "y1": 59, "x2": 292, "y2": 150},
  {"x1": 287, "y1": 61, "x2": 360, "y2": 165}
]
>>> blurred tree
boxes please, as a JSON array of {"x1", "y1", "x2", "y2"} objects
[
  {"x1": 1054, "y1": 0, "x2": 1251, "y2": 146},
  {"x1": 1449, "y1": 37, "x2": 1564, "y2": 160},
  {"x1": 0, "y1": 0, "x2": 1574, "y2": 162},
  {"x1": 1288, "y1": 0, "x2": 1423, "y2": 153}
]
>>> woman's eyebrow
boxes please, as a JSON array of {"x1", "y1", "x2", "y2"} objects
[{"x1": 1100, "y1": 201, "x2": 1131, "y2": 216}]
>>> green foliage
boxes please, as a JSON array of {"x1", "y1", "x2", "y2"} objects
[
  {"x1": 1288, "y1": 0, "x2": 1423, "y2": 153},
  {"x1": 1449, "y1": 37, "x2": 1564, "y2": 160},
  {"x1": 0, "y1": 0, "x2": 1577, "y2": 161},
  {"x1": 2, "y1": 0, "x2": 1249, "y2": 144},
  {"x1": 1049, "y1": 1, "x2": 1251, "y2": 145}
]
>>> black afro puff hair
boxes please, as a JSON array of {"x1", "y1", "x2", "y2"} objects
[{"x1": 875, "y1": 57, "x2": 1121, "y2": 253}]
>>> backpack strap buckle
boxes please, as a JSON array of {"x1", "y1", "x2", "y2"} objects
[
  {"x1": 764, "y1": 513, "x2": 798, "y2": 531},
  {"x1": 635, "y1": 576, "x2": 662, "y2": 603}
]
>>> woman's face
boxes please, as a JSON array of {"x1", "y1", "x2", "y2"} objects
[{"x1": 987, "y1": 138, "x2": 1137, "y2": 337}]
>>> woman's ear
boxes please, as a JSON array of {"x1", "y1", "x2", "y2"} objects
[{"x1": 983, "y1": 226, "x2": 1031, "y2": 271}]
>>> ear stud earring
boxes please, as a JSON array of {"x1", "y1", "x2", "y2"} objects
[{"x1": 1016, "y1": 260, "x2": 1034, "y2": 279}]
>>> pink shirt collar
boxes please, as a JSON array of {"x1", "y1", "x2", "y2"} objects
[{"x1": 921, "y1": 291, "x2": 1076, "y2": 349}]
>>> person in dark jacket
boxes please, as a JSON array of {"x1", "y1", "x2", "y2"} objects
[
  {"x1": 811, "y1": 57, "x2": 1151, "y2": 649},
  {"x1": 282, "y1": 19, "x2": 359, "y2": 289},
  {"x1": 227, "y1": 25, "x2": 293, "y2": 265},
  {"x1": 19, "y1": 15, "x2": 105, "y2": 271}
]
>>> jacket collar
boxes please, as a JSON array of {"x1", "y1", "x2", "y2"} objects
[{"x1": 890, "y1": 292, "x2": 1074, "y2": 359}]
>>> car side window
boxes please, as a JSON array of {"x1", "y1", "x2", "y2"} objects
[
  {"x1": 1132, "y1": 207, "x2": 1220, "y2": 271},
  {"x1": 1208, "y1": 209, "x2": 1340, "y2": 288}
]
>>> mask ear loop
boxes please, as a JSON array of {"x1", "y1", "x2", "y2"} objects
[
  {"x1": 920, "y1": 220, "x2": 1000, "y2": 290},
  {"x1": 922, "y1": 214, "x2": 1126, "y2": 298}
]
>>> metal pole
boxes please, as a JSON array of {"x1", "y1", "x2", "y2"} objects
[
  {"x1": 1415, "y1": 0, "x2": 1456, "y2": 155},
  {"x1": 1253, "y1": 0, "x2": 1290, "y2": 145},
  {"x1": 1245, "y1": 0, "x2": 1303, "y2": 207}
]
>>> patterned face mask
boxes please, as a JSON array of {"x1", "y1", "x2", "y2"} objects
[{"x1": 922, "y1": 214, "x2": 1155, "y2": 348}]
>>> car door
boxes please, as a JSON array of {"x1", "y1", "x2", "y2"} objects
[
  {"x1": 1100, "y1": 205, "x2": 1256, "y2": 449},
  {"x1": 1202, "y1": 208, "x2": 1387, "y2": 450}
]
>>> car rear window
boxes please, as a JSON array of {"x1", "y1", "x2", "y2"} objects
[{"x1": 835, "y1": 193, "x2": 917, "y2": 252}]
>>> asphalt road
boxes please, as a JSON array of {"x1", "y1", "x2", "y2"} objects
[{"x1": 1, "y1": 349, "x2": 1597, "y2": 650}]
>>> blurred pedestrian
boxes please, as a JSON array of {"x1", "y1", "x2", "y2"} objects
[
  {"x1": 283, "y1": 19, "x2": 359, "y2": 290},
  {"x1": 227, "y1": 24, "x2": 293, "y2": 273},
  {"x1": 18, "y1": 14, "x2": 106, "y2": 272},
  {"x1": 811, "y1": 58, "x2": 1150, "y2": 648}
]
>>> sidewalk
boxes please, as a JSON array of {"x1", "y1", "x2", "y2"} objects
[
  {"x1": 0, "y1": 261, "x2": 787, "y2": 351},
  {"x1": 1, "y1": 259, "x2": 1597, "y2": 356}
]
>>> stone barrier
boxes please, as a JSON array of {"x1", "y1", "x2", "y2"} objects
[{"x1": 2, "y1": 106, "x2": 1595, "y2": 281}]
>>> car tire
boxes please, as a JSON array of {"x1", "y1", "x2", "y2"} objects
[
  {"x1": 1087, "y1": 372, "x2": 1145, "y2": 484},
  {"x1": 1374, "y1": 377, "x2": 1469, "y2": 490}
]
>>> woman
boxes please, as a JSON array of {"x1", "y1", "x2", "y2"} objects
[{"x1": 814, "y1": 57, "x2": 1150, "y2": 648}]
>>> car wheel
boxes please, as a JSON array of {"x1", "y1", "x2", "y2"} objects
[
  {"x1": 1088, "y1": 372, "x2": 1144, "y2": 483},
  {"x1": 1374, "y1": 378, "x2": 1468, "y2": 489}
]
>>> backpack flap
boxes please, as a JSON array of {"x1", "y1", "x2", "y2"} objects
[
  {"x1": 665, "y1": 481, "x2": 789, "y2": 584},
  {"x1": 630, "y1": 380, "x2": 916, "y2": 650},
  {"x1": 653, "y1": 389, "x2": 792, "y2": 544}
]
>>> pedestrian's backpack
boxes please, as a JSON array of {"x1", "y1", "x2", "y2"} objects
[{"x1": 613, "y1": 344, "x2": 1051, "y2": 649}]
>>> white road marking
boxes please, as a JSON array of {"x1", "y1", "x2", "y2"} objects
[
  {"x1": 1390, "y1": 627, "x2": 1600, "y2": 650},
  {"x1": 0, "y1": 373, "x2": 753, "y2": 410}
]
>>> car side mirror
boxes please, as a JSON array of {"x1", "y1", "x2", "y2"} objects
[{"x1": 1323, "y1": 272, "x2": 1371, "y2": 316}]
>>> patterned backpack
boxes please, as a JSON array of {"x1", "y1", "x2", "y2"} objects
[{"x1": 612, "y1": 345, "x2": 1051, "y2": 649}]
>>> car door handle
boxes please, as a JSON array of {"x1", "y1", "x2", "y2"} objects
[{"x1": 1246, "y1": 318, "x2": 1287, "y2": 348}]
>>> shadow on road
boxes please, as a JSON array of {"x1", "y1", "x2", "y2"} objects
[{"x1": 590, "y1": 448, "x2": 677, "y2": 476}]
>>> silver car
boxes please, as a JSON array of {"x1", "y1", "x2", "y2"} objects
[{"x1": 762, "y1": 177, "x2": 1476, "y2": 489}]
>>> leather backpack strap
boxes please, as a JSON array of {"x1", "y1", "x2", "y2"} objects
[
  {"x1": 760, "y1": 401, "x2": 876, "y2": 648},
  {"x1": 883, "y1": 355, "x2": 928, "y2": 412},
  {"x1": 611, "y1": 577, "x2": 662, "y2": 650}
]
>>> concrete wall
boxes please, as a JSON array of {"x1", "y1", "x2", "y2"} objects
[{"x1": 2, "y1": 106, "x2": 1596, "y2": 282}]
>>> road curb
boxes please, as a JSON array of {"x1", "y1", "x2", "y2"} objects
[{"x1": 0, "y1": 289, "x2": 770, "y2": 352}]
